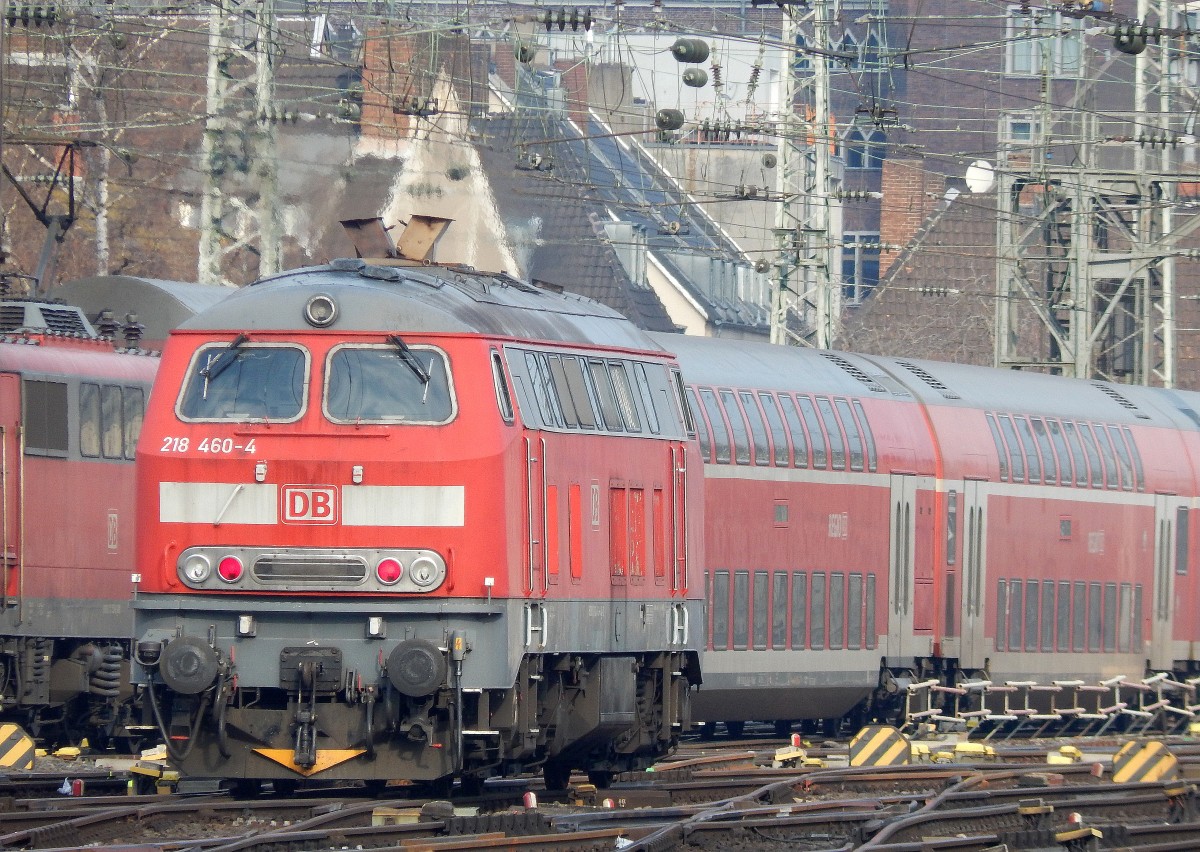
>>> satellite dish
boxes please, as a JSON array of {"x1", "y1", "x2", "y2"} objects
[{"x1": 965, "y1": 160, "x2": 995, "y2": 194}]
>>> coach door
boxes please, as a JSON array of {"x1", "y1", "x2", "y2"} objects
[
  {"x1": 887, "y1": 474, "x2": 919, "y2": 658},
  {"x1": 958, "y1": 480, "x2": 988, "y2": 670},
  {"x1": 1151, "y1": 494, "x2": 1183, "y2": 669}
]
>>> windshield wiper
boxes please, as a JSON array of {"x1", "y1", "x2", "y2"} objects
[
  {"x1": 387, "y1": 334, "x2": 431, "y2": 386},
  {"x1": 201, "y1": 333, "x2": 249, "y2": 383}
]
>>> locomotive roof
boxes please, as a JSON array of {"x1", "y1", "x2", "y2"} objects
[{"x1": 177, "y1": 260, "x2": 667, "y2": 353}]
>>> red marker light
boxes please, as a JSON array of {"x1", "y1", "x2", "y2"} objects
[
  {"x1": 376, "y1": 558, "x2": 403, "y2": 585},
  {"x1": 217, "y1": 555, "x2": 244, "y2": 582}
]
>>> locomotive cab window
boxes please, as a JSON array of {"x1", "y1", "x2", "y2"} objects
[
  {"x1": 24, "y1": 379, "x2": 68, "y2": 456},
  {"x1": 179, "y1": 342, "x2": 308, "y2": 422},
  {"x1": 491, "y1": 350, "x2": 514, "y2": 423},
  {"x1": 326, "y1": 343, "x2": 454, "y2": 424}
]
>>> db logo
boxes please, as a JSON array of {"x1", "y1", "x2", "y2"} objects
[{"x1": 281, "y1": 485, "x2": 338, "y2": 525}]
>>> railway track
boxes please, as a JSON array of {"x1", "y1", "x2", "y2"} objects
[{"x1": 4, "y1": 733, "x2": 1200, "y2": 850}]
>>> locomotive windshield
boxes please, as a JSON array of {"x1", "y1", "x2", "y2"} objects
[
  {"x1": 325, "y1": 343, "x2": 454, "y2": 423},
  {"x1": 178, "y1": 343, "x2": 308, "y2": 422}
]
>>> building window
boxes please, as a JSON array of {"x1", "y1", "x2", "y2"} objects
[
  {"x1": 1006, "y1": 8, "x2": 1083, "y2": 76},
  {"x1": 843, "y1": 233, "x2": 881, "y2": 304},
  {"x1": 844, "y1": 128, "x2": 886, "y2": 170}
]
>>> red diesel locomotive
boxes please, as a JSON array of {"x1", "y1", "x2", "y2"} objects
[
  {"x1": 0, "y1": 297, "x2": 157, "y2": 746},
  {"x1": 131, "y1": 256, "x2": 704, "y2": 790}
]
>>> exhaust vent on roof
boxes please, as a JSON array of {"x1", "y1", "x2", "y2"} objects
[
  {"x1": 1091, "y1": 382, "x2": 1150, "y2": 419},
  {"x1": 0, "y1": 302, "x2": 93, "y2": 335},
  {"x1": 819, "y1": 352, "x2": 888, "y2": 394},
  {"x1": 897, "y1": 360, "x2": 961, "y2": 400}
]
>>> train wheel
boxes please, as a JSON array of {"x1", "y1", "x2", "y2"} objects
[
  {"x1": 724, "y1": 720, "x2": 744, "y2": 739},
  {"x1": 543, "y1": 761, "x2": 571, "y2": 791},
  {"x1": 586, "y1": 769, "x2": 613, "y2": 789}
]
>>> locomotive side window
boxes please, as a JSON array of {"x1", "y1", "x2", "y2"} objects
[
  {"x1": 1013, "y1": 417, "x2": 1041, "y2": 483},
  {"x1": 23, "y1": 379, "x2": 67, "y2": 456},
  {"x1": 686, "y1": 388, "x2": 712, "y2": 460},
  {"x1": 779, "y1": 395, "x2": 809, "y2": 468},
  {"x1": 791, "y1": 571, "x2": 808, "y2": 648},
  {"x1": 1046, "y1": 420, "x2": 1073, "y2": 486},
  {"x1": 1061, "y1": 422, "x2": 1088, "y2": 486},
  {"x1": 101, "y1": 385, "x2": 123, "y2": 459},
  {"x1": 633, "y1": 364, "x2": 661, "y2": 434},
  {"x1": 853, "y1": 401, "x2": 877, "y2": 472},
  {"x1": 180, "y1": 343, "x2": 307, "y2": 422},
  {"x1": 719, "y1": 390, "x2": 751, "y2": 465},
  {"x1": 797, "y1": 396, "x2": 828, "y2": 468},
  {"x1": 996, "y1": 415, "x2": 1025, "y2": 482},
  {"x1": 123, "y1": 386, "x2": 145, "y2": 459},
  {"x1": 1029, "y1": 418, "x2": 1056, "y2": 484},
  {"x1": 985, "y1": 413, "x2": 1009, "y2": 481},
  {"x1": 588, "y1": 360, "x2": 624, "y2": 431},
  {"x1": 326, "y1": 345, "x2": 453, "y2": 424},
  {"x1": 758, "y1": 392, "x2": 790, "y2": 466},
  {"x1": 80, "y1": 383, "x2": 100, "y2": 458},
  {"x1": 491, "y1": 350, "x2": 514, "y2": 423},
  {"x1": 699, "y1": 389, "x2": 731, "y2": 464},
  {"x1": 836, "y1": 399, "x2": 864, "y2": 471},
  {"x1": 608, "y1": 363, "x2": 642, "y2": 432},
  {"x1": 1122, "y1": 426, "x2": 1145, "y2": 490},
  {"x1": 672, "y1": 370, "x2": 695, "y2": 437},
  {"x1": 1104, "y1": 425, "x2": 1134, "y2": 490},
  {"x1": 522, "y1": 352, "x2": 564, "y2": 428},
  {"x1": 547, "y1": 356, "x2": 593, "y2": 429},
  {"x1": 816, "y1": 397, "x2": 846, "y2": 470},
  {"x1": 738, "y1": 391, "x2": 770, "y2": 466}
]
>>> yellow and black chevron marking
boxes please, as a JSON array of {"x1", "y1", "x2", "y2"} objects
[
  {"x1": 849, "y1": 724, "x2": 910, "y2": 767},
  {"x1": 0, "y1": 723, "x2": 34, "y2": 770},
  {"x1": 1111, "y1": 740, "x2": 1178, "y2": 783}
]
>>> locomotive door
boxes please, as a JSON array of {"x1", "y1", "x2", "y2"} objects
[
  {"x1": 958, "y1": 480, "x2": 988, "y2": 670},
  {"x1": 1150, "y1": 493, "x2": 1183, "y2": 670},
  {"x1": 886, "y1": 474, "x2": 919, "y2": 658},
  {"x1": 0, "y1": 374, "x2": 18, "y2": 609}
]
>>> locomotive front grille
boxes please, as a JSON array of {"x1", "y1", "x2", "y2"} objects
[{"x1": 252, "y1": 555, "x2": 368, "y2": 584}]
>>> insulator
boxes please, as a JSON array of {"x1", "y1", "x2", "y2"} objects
[
  {"x1": 655, "y1": 108, "x2": 685, "y2": 131},
  {"x1": 710, "y1": 62, "x2": 723, "y2": 91},
  {"x1": 543, "y1": 9, "x2": 553, "y2": 30},
  {"x1": 582, "y1": 9, "x2": 592, "y2": 30},
  {"x1": 670, "y1": 38, "x2": 710, "y2": 64},
  {"x1": 682, "y1": 68, "x2": 708, "y2": 88},
  {"x1": 754, "y1": 259, "x2": 771, "y2": 273},
  {"x1": 569, "y1": 8, "x2": 579, "y2": 30},
  {"x1": 515, "y1": 40, "x2": 536, "y2": 63},
  {"x1": 1113, "y1": 25, "x2": 1146, "y2": 55}
]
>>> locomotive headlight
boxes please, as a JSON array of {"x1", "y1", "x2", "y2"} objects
[
  {"x1": 304, "y1": 293, "x2": 338, "y2": 327},
  {"x1": 409, "y1": 556, "x2": 439, "y2": 588},
  {"x1": 181, "y1": 553, "x2": 212, "y2": 584},
  {"x1": 217, "y1": 555, "x2": 244, "y2": 583}
]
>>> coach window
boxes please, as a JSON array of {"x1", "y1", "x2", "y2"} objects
[
  {"x1": 1024, "y1": 579, "x2": 1039, "y2": 651},
  {"x1": 853, "y1": 401, "x2": 877, "y2": 472},
  {"x1": 779, "y1": 395, "x2": 810, "y2": 467},
  {"x1": 733, "y1": 570, "x2": 750, "y2": 648},
  {"x1": 753, "y1": 571, "x2": 769, "y2": 649},
  {"x1": 1062, "y1": 422, "x2": 1090, "y2": 486},
  {"x1": 797, "y1": 396, "x2": 828, "y2": 468},
  {"x1": 326, "y1": 344, "x2": 454, "y2": 424},
  {"x1": 1122, "y1": 426, "x2": 1145, "y2": 490},
  {"x1": 1008, "y1": 578, "x2": 1023, "y2": 650},
  {"x1": 712, "y1": 571, "x2": 730, "y2": 650},
  {"x1": 80, "y1": 383, "x2": 100, "y2": 458},
  {"x1": 1091, "y1": 424, "x2": 1119, "y2": 489},
  {"x1": 1105, "y1": 425, "x2": 1134, "y2": 491},
  {"x1": 1014, "y1": 417, "x2": 1042, "y2": 483},
  {"x1": 1176, "y1": 506, "x2": 1189, "y2": 576},
  {"x1": 686, "y1": 388, "x2": 712, "y2": 460},
  {"x1": 985, "y1": 413, "x2": 1010, "y2": 481},
  {"x1": 836, "y1": 399, "x2": 864, "y2": 471},
  {"x1": 180, "y1": 343, "x2": 307, "y2": 422},
  {"x1": 816, "y1": 398, "x2": 846, "y2": 470},
  {"x1": 101, "y1": 384, "x2": 123, "y2": 459},
  {"x1": 865, "y1": 573, "x2": 877, "y2": 649},
  {"x1": 791, "y1": 572, "x2": 808, "y2": 648},
  {"x1": 1087, "y1": 582, "x2": 1102, "y2": 651},
  {"x1": 772, "y1": 572, "x2": 789, "y2": 648},
  {"x1": 23, "y1": 379, "x2": 67, "y2": 456},
  {"x1": 608, "y1": 362, "x2": 642, "y2": 432},
  {"x1": 1074, "y1": 423, "x2": 1104, "y2": 487},
  {"x1": 1040, "y1": 579, "x2": 1055, "y2": 652},
  {"x1": 848, "y1": 572, "x2": 863, "y2": 649},
  {"x1": 491, "y1": 351, "x2": 514, "y2": 423},
  {"x1": 633, "y1": 364, "x2": 661, "y2": 434},
  {"x1": 759, "y1": 393, "x2": 790, "y2": 466},
  {"x1": 1118, "y1": 582, "x2": 1132, "y2": 652},
  {"x1": 995, "y1": 580, "x2": 1008, "y2": 651},
  {"x1": 829, "y1": 572, "x2": 845, "y2": 649},
  {"x1": 1029, "y1": 418, "x2": 1057, "y2": 484},
  {"x1": 1133, "y1": 584, "x2": 1144, "y2": 647},
  {"x1": 1046, "y1": 420, "x2": 1073, "y2": 486},
  {"x1": 1056, "y1": 580, "x2": 1071, "y2": 651},
  {"x1": 996, "y1": 415, "x2": 1025, "y2": 482},
  {"x1": 719, "y1": 390, "x2": 751, "y2": 465},
  {"x1": 699, "y1": 388, "x2": 731, "y2": 464},
  {"x1": 810, "y1": 573, "x2": 827, "y2": 650},
  {"x1": 588, "y1": 360, "x2": 624, "y2": 431},
  {"x1": 1102, "y1": 582, "x2": 1117, "y2": 653},
  {"x1": 739, "y1": 391, "x2": 770, "y2": 466},
  {"x1": 1072, "y1": 580, "x2": 1087, "y2": 652}
]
